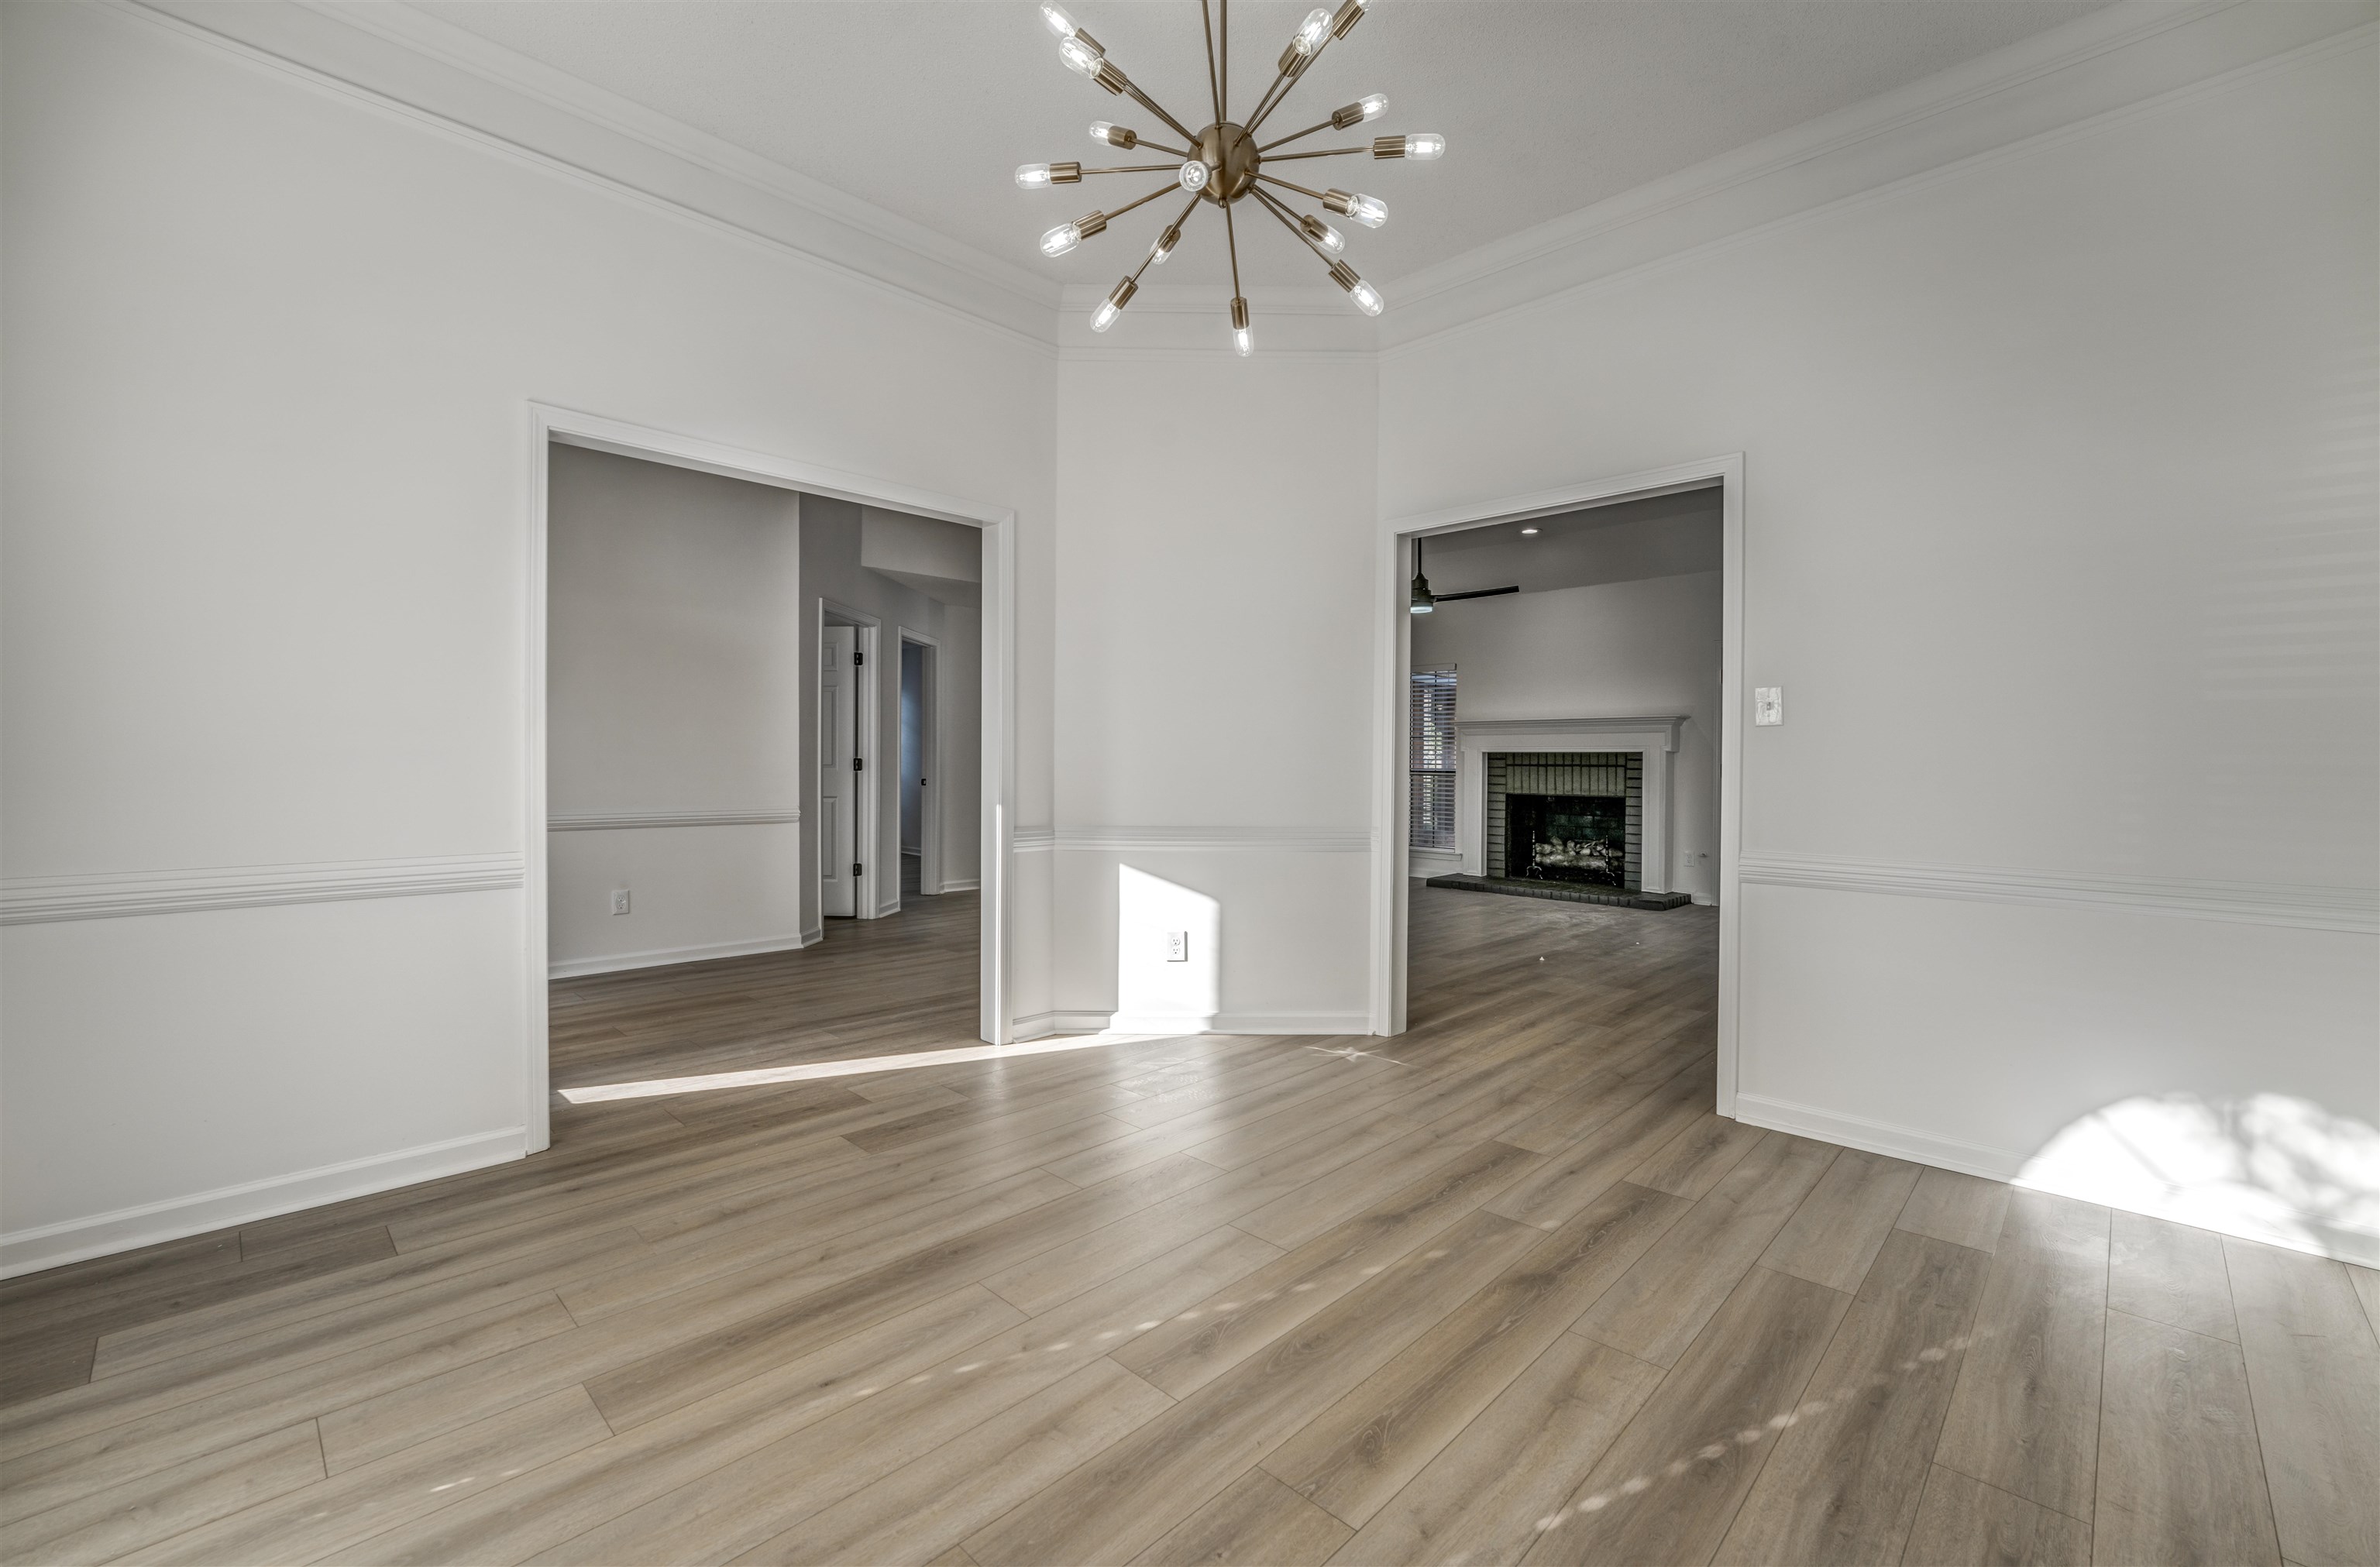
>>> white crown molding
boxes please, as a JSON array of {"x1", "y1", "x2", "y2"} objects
[
  {"x1": 1380, "y1": 3, "x2": 2377, "y2": 351},
  {"x1": 109, "y1": 0, "x2": 1060, "y2": 352},
  {"x1": 1, "y1": 853, "x2": 526, "y2": 925},
  {"x1": 547, "y1": 809, "x2": 800, "y2": 832},
  {"x1": 0, "y1": 1126, "x2": 525, "y2": 1278},
  {"x1": 1738, "y1": 852, "x2": 2380, "y2": 935},
  {"x1": 1457, "y1": 716, "x2": 1686, "y2": 752}
]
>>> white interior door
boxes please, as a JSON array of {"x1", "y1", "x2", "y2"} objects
[{"x1": 820, "y1": 624, "x2": 857, "y2": 918}]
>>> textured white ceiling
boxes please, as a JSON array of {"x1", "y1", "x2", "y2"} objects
[{"x1": 415, "y1": 1, "x2": 2110, "y2": 289}]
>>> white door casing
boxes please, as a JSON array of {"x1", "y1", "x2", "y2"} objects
[{"x1": 820, "y1": 624, "x2": 857, "y2": 917}]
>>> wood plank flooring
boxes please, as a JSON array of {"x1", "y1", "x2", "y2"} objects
[{"x1": 5, "y1": 885, "x2": 2373, "y2": 1565}]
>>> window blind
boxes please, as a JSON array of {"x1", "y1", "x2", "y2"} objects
[{"x1": 1409, "y1": 665, "x2": 1457, "y2": 851}]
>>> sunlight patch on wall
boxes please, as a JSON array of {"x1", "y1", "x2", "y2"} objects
[
  {"x1": 1112, "y1": 864, "x2": 1222, "y2": 1033},
  {"x1": 2017, "y1": 1092, "x2": 2379, "y2": 1265}
]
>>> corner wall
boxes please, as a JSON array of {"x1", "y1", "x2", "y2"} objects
[{"x1": 1380, "y1": 30, "x2": 2380, "y2": 1261}]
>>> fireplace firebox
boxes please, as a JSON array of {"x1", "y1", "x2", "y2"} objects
[{"x1": 1506, "y1": 793, "x2": 1629, "y2": 887}]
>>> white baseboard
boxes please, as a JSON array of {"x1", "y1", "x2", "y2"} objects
[
  {"x1": 0, "y1": 1127, "x2": 526, "y2": 1278},
  {"x1": 1733, "y1": 1092, "x2": 2378, "y2": 1268},
  {"x1": 937, "y1": 878, "x2": 981, "y2": 892},
  {"x1": 1015, "y1": 1009, "x2": 1373, "y2": 1040},
  {"x1": 549, "y1": 933, "x2": 811, "y2": 978}
]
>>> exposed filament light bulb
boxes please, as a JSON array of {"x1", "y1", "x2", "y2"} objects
[
  {"x1": 1301, "y1": 214, "x2": 1345, "y2": 255},
  {"x1": 1040, "y1": 222, "x2": 1083, "y2": 257},
  {"x1": 1404, "y1": 133, "x2": 1445, "y2": 160},
  {"x1": 1040, "y1": 2, "x2": 1080, "y2": 40},
  {"x1": 1358, "y1": 92, "x2": 1389, "y2": 120},
  {"x1": 1150, "y1": 222, "x2": 1183, "y2": 264},
  {"x1": 1016, "y1": 163, "x2": 1054, "y2": 191},
  {"x1": 1324, "y1": 189, "x2": 1388, "y2": 229},
  {"x1": 1058, "y1": 35, "x2": 1102, "y2": 79},
  {"x1": 1089, "y1": 122, "x2": 1138, "y2": 149},
  {"x1": 1349, "y1": 280, "x2": 1385, "y2": 316},
  {"x1": 1092, "y1": 275, "x2": 1137, "y2": 333},
  {"x1": 1292, "y1": 6, "x2": 1332, "y2": 56},
  {"x1": 1230, "y1": 297, "x2": 1253, "y2": 357},
  {"x1": 1178, "y1": 160, "x2": 1209, "y2": 193}
]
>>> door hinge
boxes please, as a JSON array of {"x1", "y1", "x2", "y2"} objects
[
  {"x1": 853, "y1": 861, "x2": 864, "y2": 878},
  {"x1": 853, "y1": 648, "x2": 864, "y2": 666},
  {"x1": 852, "y1": 755, "x2": 863, "y2": 771}
]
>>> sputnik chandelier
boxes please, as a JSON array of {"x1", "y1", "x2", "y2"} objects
[{"x1": 1014, "y1": 0, "x2": 1440, "y2": 352}]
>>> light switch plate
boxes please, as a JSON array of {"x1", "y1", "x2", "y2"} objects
[
  {"x1": 1754, "y1": 687, "x2": 1783, "y2": 727},
  {"x1": 610, "y1": 888, "x2": 631, "y2": 915},
  {"x1": 1165, "y1": 931, "x2": 1188, "y2": 962}
]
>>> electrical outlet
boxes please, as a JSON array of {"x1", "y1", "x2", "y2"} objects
[
  {"x1": 1165, "y1": 931, "x2": 1188, "y2": 963},
  {"x1": 610, "y1": 888, "x2": 631, "y2": 916},
  {"x1": 1754, "y1": 686, "x2": 1783, "y2": 726}
]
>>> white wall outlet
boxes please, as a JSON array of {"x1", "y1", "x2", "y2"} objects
[
  {"x1": 1165, "y1": 931, "x2": 1188, "y2": 963},
  {"x1": 610, "y1": 888, "x2": 631, "y2": 916},
  {"x1": 1754, "y1": 686, "x2": 1783, "y2": 726}
]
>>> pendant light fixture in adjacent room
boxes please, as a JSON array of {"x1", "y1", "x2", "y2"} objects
[
  {"x1": 1017, "y1": 0, "x2": 1444, "y2": 351},
  {"x1": 1410, "y1": 538, "x2": 1435, "y2": 614}
]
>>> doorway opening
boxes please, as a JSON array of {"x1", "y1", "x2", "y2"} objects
[
  {"x1": 524, "y1": 405, "x2": 1015, "y2": 1156},
  {"x1": 899, "y1": 630, "x2": 942, "y2": 901},
  {"x1": 1372, "y1": 455, "x2": 1745, "y2": 1114}
]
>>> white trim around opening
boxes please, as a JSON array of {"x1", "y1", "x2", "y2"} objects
[
  {"x1": 524, "y1": 402, "x2": 1020, "y2": 1154},
  {"x1": 1367, "y1": 455, "x2": 1745, "y2": 1115}
]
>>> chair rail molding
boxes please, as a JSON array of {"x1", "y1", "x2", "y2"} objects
[
  {"x1": 1737, "y1": 851, "x2": 2380, "y2": 934},
  {"x1": 0, "y1": 852, "x2": 526, "y2": 924},
  {"x1": 1031, "y1": 826, "x2": 1375, "y2": 854},
  {"x1": 547, "y1": 809, "x2": 800, "y2": 831}
]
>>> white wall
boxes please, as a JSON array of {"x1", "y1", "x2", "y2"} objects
[
  {"x1": 0, "y1": 2, "x2": 1051, "y2": 1272},
  {"x1": 1381, "y1": 32, "x2": 2380, "y2": 1260},
  {"x1": 1412, "y1": 569, "x2": 1723, "y2": 903},
  {"x1": 545, "y1": 446, "x2": 804, "y2": 974},
  {"x1": 1045, "y1": 352, "x2": 1379, "y2": 1034}
]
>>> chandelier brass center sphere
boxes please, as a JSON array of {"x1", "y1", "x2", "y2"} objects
[
  {"x1": 1195, "y1": 124, "x2": 1261, "y2": 205},
  {"x1": 1015, "y1": 0, "x2": 1443, "y2": 352}
]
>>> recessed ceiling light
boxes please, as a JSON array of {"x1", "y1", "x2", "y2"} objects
[{"x1": 1520, "y1": 526, "x2": 1540, "y2": 535}]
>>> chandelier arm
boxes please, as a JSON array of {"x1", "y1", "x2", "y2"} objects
[
  {"x1": 1223, "y1": 195, "x2": 1243, "y2": 301},
  {"x1": 1079, "y1": 163, "x2": 1189, "y2": 176},
  {"x1": 1221, "y1": 0, "x2": 1229, "y2": 120},
  {"x1": 1244, "y1": 23, "x2": 1337, "y2": 138},
  {"x1": 1118, "y1": 80, "x2": 1202, "y2": 147},
  {"x1": 1254, "y1": 171, "x2": 1328, "y2": 203},
  {"x1": 1261, "y1": 146, "x2": 1369, "y2": 162},
  {"x1": 1258, "y1": 118, "x2": 1336, "y2": 153},
  {"x1": 1250, "y1": 184, "x2": 1329, "y2": 263},
  {"x1": 1199, "y1": 0, "x2": 1224, "y2": 129},
  {"x1": 1105, "y1": 182, "x2": 1189, "y2": 225}
]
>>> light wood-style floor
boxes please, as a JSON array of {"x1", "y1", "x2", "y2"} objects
[{"x1": 4, "y1": 886, "x2": 2375, "y2": 1565}]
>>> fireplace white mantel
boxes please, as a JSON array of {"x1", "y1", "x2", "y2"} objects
[{"x1": 1454, "y1": 716, "x2": 1687, "y2": 893}]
